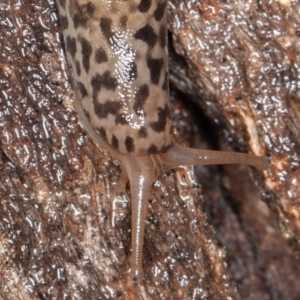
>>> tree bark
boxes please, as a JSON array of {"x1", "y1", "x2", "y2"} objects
[{"x1": 0, "y1": 0, "x2": 299, "y2": 299}]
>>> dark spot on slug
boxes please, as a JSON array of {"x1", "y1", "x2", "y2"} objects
[
  {"x1": 125, "y1": 136, "x2": 134, "y2": 152},
  {"x1": 150, "y1": 104, "x2": 170, "y2": 132},
  {"x1": 98, "y1": 127, "x2": 107, "y2": 140},
  {"x1": 91, "y1": 72, "x2": 118, "y2": 98},
  {"x1": 129, "y1": 62, "x2": 138, "y2": 81},
  {"x1": 134, "y1": 25, "x2": 157, "y2": 49},
  {"x1": 80, "y1": 38, "x2": 93, "y2": 73},
  {"x1": 147, "y1": 143, "x2": 173, "y2": 155},
  {"x1": 60, "y1": 16, "x2": 69, "y2": 30},
  {"x1": 72, "y1": 2, "x2": 95, "y2": 28},
  {"x1": 73, "y1": 12, "x2": 88, "y2": 29},
  {"x1": 133, "y1": 84, "x2": 149, "y2": 115},
  {"x1": 162, "y1": 72, "x2": 168, "y2": 90},
  {"x1": 83, "y1": 109, "x2": 91, "y2": 122},
  {"x1": 101, "y1": 71, "x2": 118, "y2": 91},
  {"x1": 75, "y1": 60, "x2": 81, "y2": 76},
  {"x1": 95, "y1": 47, "x2": 108, "y2": 64},
  {"x1": 115, "y1": 114, "x2": 129, "y2": 125},
  {"x1": 91, "y1": 74, "x2": 102, "y2": 98},
  {"x1": 138, "y1": 127, "x2": 148, "y2": 138},
  {"x1": 147, "y1": 57, "x2": 164, "y2": 85},
  {"x1": 138, "y1": 0, "x2": 152, "y2": 12},
  {"x1": 111, "y1": 135, "x2": 119, "y2": 150},
  {"x1": 154, "y1": 1, "x2": 167, "y2": 21},
  {"x1": 147, "y1": 144, "x2": 158, "y2": 154},
  {"x1": 86, "y1": 2, "x2": 96, "y2": 16},
  {"x1": 76, "y1": 82, "x2": 87, "y2": 98},
  {"x1": 120, "y1": 15, "x2": 128, "y2": 28},
  {"x1": 100, "y1": 18, "x2": 113, "y2": 39},
  {"x1": 66, "y1": 36, "x2": 76, "y2": 59},
  {"x1": 93, "y1": 100, "x2": 122, "y2": 119}
]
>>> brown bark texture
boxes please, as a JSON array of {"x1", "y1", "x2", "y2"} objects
[{"x1": 0, "y1": 0, "x2": 299, "y2": 299}]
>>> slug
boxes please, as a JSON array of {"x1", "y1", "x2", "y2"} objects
[{"x1": 55, "y1": 0, "x2": 269, "y2": 283}]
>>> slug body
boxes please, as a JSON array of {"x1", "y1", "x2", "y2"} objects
[{"x1": 56, "y1": 0, "x2": 269, "y2": 282}]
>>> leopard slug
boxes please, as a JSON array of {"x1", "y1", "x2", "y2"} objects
[{"x1": 55, "y1": 0, "x2": 269, "y2": 283}]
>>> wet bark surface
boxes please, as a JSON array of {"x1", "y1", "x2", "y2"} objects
[
  {"x1": 169, "y1": 0, "x2": 300, "y2": 298},
  {"x1": 0, "y1": 0, "x2": 299, "y2": 299}
]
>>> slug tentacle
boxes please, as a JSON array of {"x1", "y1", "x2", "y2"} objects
[
  {"x1": 119, "y1": 155, "x2": 159, "y2": 283},
  {"x1": 160, "y1": 142, "x2": 270, "y2": 172}
]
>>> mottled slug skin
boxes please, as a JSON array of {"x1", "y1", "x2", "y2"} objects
[{"x1": 57, "y1": 0, "x2": 171, "y2": 155}]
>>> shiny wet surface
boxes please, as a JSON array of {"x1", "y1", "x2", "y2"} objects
[{"x1": 0, "y1": 0, "x2": 300, "y2": 299}]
